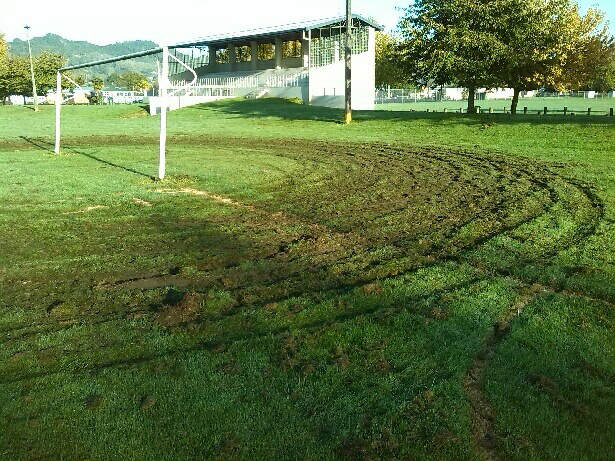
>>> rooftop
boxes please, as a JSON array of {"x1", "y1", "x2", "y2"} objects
[
  {"x1": 173, "y1": 15, "x2": 383, "y2": 49},
  {"x1": 60, "y1": 14, "x2": 383, "y2": 71}
]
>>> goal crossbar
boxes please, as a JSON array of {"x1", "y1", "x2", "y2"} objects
[{"x1": 59, "y1": 47, "x2": 164, "y2": 72}]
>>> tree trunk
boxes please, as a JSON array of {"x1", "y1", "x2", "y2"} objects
[
  {"x1": 467, "y1": 85, "x2": 476, "y2": 113},
  {"x1": 510, "y1": 87, "x2": 520, "y2": 115}
]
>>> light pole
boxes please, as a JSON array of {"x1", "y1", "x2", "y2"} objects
[{"x1": 24, "y1": 25, "x2": 39, "y2": 112}]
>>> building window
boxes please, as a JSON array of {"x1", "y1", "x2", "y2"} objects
[
  {"x1": 216, "y1": 48, "x2": 229, "y2": 63},
  {"x1": 257, "y1": 43, "x2": 275, "y2": 60},
  {"x1": 282, "y1": 40, "x2": 302, "y2": 58},
  {"x1": 235, "y1": 45, "x2": 251, "y2": 62},
  {"x1": 310, "y1": 26, "x2": 370, "y2": 68}
]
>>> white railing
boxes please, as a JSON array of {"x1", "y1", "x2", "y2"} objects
[
  {"x1": 192, "y1": 70, "x2": 308, "y2": 89},
  {"x1": 167, "y1": 85, "x2": 235, "y2": 97}
]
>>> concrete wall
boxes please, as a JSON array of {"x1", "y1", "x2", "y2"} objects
[
  {"x1": 148, "y1": 95, "x2": 233, "y2": 114},
  {"x1": 308, "y1": 27, "x2": 376, "y2": 110}
]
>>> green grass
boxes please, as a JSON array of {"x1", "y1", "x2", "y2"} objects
[
  {"x1": 376, "y1": 95, "x2": 615, "y2": 114},
  {"x1": 0, "y1": 100, "x2": 614, "y2": 460}
]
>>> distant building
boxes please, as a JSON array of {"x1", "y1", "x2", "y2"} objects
[
  {"x1": 101, "y1": 86, "x2": 146, "y2": 104},
  {"x1": 150, "y1": 15, "x2": 383, "y2": 113}
]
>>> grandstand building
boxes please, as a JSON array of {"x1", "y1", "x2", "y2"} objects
[{"x1": 149, "y1": 15, "x2": 382, "y2": 113}]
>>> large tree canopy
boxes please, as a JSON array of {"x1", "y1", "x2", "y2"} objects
[
  {"x1": 556, "y1": 7, "x2": 615, "y2": 92},
  {"x1": 398, "y1": 0, "x2": 507, "y2": 111},
  {"x1": 108, "y1": 71, "x2": 151, "y2": 91},
  {"x1": 375, "y1": 32, "x2": 410, "y2": 88},
  {"x1": 496, "y1": 0, "x2": 612, "y2": 113},
  {"x1": 398, "y1": 0, "x2": 614, "y2": 113},
  {"x1": 493, "y1": 0, "x2": 571, "y2": 113},
  {"x1": 0, "y1": 38, "x2": 67, "y2": 103},
  {"x1": 0, "y1": 33, "x2": 12, "y2": 103}
]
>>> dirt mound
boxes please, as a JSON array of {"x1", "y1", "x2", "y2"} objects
[{"x1": 156, "y1": 291, "x2": 202, "y2": 327}]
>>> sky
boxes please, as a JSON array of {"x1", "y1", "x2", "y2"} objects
[{"x1": 1, "y1": 0, "x2": 613, "y2": 46}]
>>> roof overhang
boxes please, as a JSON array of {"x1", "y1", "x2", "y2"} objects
[
  {"x1": 59, "y1": 14, "x2": 383, "y2": 71},
  {"x1": 172, "y1": 14, "x2": 383, "y2": 49}
]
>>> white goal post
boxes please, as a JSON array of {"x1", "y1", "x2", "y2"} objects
[{"x1": 55, "y1": 46, "x2": 173, "y2": 179}]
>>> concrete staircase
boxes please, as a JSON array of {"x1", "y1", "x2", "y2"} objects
[{"x1": 244, "y1": 88, "x2": 269, "y2": 99}]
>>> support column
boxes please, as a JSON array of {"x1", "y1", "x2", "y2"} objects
[
  {"x1": 228, "y1": 44, "x2": 236, "y2": 71},
  {"x1": 159, "y1": 46, "x2": 169, "y2": 180},
  {"x1": 54, "y1": 71, "x2": 61, "y2": 154},
  {"x1": 275, "y1": 38, "x2": 283, "y2": 69},
  {"x1": 301, "y1": 35, "x2": 310, "y2": 68},
  {"x1": 208, "y1": 46, "x2": 216, "y2": 71},
  {"x1": 307, "y1": 29, "x2": 312, "y2": 104},
  {"x1": 251, "y1": 41, "x2": 258, "y2": 70}
]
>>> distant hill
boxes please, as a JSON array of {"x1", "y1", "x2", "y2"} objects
[{"x1": 8, "y1": 34, "x2": 160, "y2": 80}]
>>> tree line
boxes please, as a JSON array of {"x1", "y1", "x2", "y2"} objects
[
  {"x1": 376, "y1": 0, "x2": 615, "y2": 113},
  {"x1": 1, "y1": 33, "x2": 152, "y2": 104},
  {"x1": 0, "y1": 33, "x2": 67, "y2": 103}
]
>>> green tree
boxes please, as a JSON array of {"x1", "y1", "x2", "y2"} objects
[
  {"x1": 492, "y1": 2, "x2": 612, "y2": 113},
  {"x1": 108, "y1": 71, "x2": 151, "y2": 91},
  {"x1": 34, "y1": 52, "x2": 67, "y2": 94},
  {"x1": 73, "y1": 74, "x2": 85, "y2": 87},
  {"x1": 491, "y1": 0, "x2": 573, "y2": 114},
  {"x1": 398, "y1": 0, "x2": 505, "y2": 112},
  {"x1": 89, "y1": 76, "x2": 104, "y2": 104},
  {"x1": 3, "y1": 55, "x2": 30, "y2": 97},
  {"x1": 0, "y1": 33, "x2": 10, "y2": 103},
  {"x1": 0, "y1": 47, "x2": 67, "y2": 102},
  {"x1": 556, "y1": 7, "x2": 614, "y2": 92},
  {"x1": 91, "y1": 76, "x2": 104, "y2": 91},
  {"x1": 584, "y1": 41, "x2": 615, "y2": 91},
  {"x1": 375, "y1": 32, "x2": 410, "y2": 88}
]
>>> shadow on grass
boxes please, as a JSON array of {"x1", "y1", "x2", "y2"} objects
[
  {"x1": 192, "y1": 98, "x2": 615, "y2": 127},
  {"x1": 19, "y1": 136, "x2": 155, "y2": 181}
]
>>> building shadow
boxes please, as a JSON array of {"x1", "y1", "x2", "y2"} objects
[{"x1": 192, "y1": 98, "x2": 615, "y2": 127}]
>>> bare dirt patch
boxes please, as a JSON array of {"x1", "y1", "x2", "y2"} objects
[
  {"x1": 131, "y1": 197, "x2": 153, "y2": 206},
  {"x1": 156, "y1": 290, "x2": 203, "y2": 327},
  {"x1": 63, "y1": 205, "x2": 107, "y2": 215},
  {"x1": 155, "y1": 188, "x2": 251, "y2": 209}
]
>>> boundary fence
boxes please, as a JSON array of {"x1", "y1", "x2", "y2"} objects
[
  {"x1": 375, "y1": 88, "x2": 615, "y2": 105},
  {"x1": 435, "y1": 106, "x2": 614, "y2": 116},
  {"x1": 375, "y1": 88, "x2": 615, "y2": 116}
]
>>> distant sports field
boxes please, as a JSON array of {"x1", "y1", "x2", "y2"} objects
[
  {"x1": 376, "y1": 95, "x2": 615, "y2": 114},
  {"x1": 1, "y1": 99, "x2": 614, "y2": 460}
]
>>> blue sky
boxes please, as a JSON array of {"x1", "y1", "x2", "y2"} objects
[{"x1": 1, "y1": 0, "x2": 612, "y2": 46}]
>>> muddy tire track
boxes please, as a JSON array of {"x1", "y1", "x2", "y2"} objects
[{"x1": 464, "y1": 284, "x2": 545, "y2": 461}]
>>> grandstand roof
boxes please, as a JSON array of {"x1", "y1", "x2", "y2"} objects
[
  {"x1": 173, "y1": 15, "x2": 383, "y2": 49},
  {"x1": 60, "y1": 15, "x2": 382, "y2": 71}
]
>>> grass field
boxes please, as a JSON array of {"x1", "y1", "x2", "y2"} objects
[
  {"x1": 376, "y1": 96, "x2": 615, "y2": 114},
  {"x1": 1, "y1": 100, "x2": 614, "y2": 460}
]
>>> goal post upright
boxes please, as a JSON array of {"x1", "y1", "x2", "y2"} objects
[
  {"x1": 158, "y1": 45, "x2": 169, "y2": 180},
  {"x1": 55, "y1": 71, "x2": 61, "y2": 154}
]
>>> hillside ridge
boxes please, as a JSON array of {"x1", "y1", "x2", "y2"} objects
[{"x1": 9, "y1": 33, "x2": 160, "y2": 78}]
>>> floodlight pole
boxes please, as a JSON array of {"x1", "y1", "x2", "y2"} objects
[
  {"x1": 24, "y1": 25, "x2": 39, "y2": 112},
  {"x1": 54, "y1": 71, "x2": 61, "y2": 153},
  {"x1": 344, "y1": 0, "x2": 352, "y2": 124},
  {"x1": 158, "y1": 46, "x2": 169, "y2": 180}
]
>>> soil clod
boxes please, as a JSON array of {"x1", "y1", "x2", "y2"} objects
[{"x1": 156, "y1": 290, "x2": 202, "y2": 327}]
